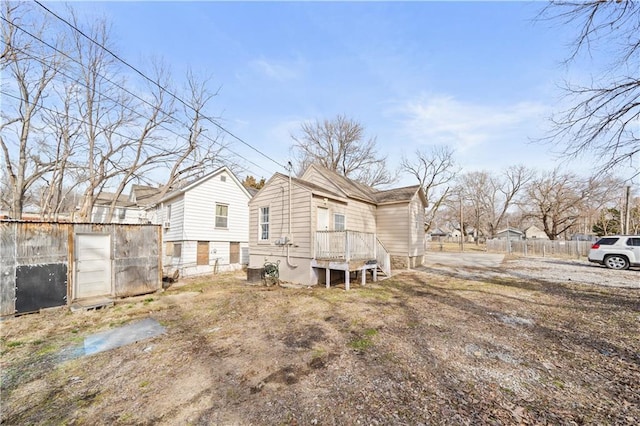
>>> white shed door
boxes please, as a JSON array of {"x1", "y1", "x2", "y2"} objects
[
  {"x1": 317, "y1": 207, "x2": 329, "y2": 231},
  {"x1": 75, "y1": 234, "x2": 111, "y2": 299}
]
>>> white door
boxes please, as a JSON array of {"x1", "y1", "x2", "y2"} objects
[
  {"x1": 317, "y1": 207, "x2": 329, "y2": 231},
  {"x1": 75, "y1": 234, "x2": 111, "y2": 299}
]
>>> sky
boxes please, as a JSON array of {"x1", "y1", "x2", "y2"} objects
[{"x1": 49, "y1": 0, "x2": 635, "y2": 187}]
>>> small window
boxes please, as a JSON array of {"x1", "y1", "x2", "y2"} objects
[
  {"x1": 221, "y1": 175, "x2": 227, "y2": 182},
  {"x1": 166, "y1": 204, "x2": 172, "y2": 220},
  {"x1": 334, "y1": 213, "x2": 345, "y2": 231},
  {"x1": 259, "y1": 207, "x2": 269, "y2": 241},
  {"x1": 216, "y1": 204, "x2": 228, "y2": 228},
  {"x1": 118, "y1": 208, "x2": 126, "y2": 220},
  {"x1": 173, "y1": 243, "x2": 182, "y2": 258}
]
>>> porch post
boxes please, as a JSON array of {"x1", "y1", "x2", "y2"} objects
[
  {"x1": 326, "y1": 267, "x2": 330, "y2": 289},
  {"x1": 361, "y1": 267, "x2": 366, "y2": 286},
  {"x1": 345, "y1": 269, "x2": 350, "y2": 291}
]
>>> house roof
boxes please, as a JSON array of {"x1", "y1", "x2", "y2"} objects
[
  {"x1": 94, "y1": 192, "x2": 135, "y2": 208},
  {"x1": 252, "y1": 173, "x2": 346, "y2": 202},
  {"x1": 159, "y1": 166, "x2": 251, "y2": 203},
  {"x1": 496, "y1": 227, "x2": 524, "y2": 235},
  {"x1": 131, "y1": 185, "x2": 164, "y2": 207},
  {"x1": 307, "y1": 165, "x2": 378, "y2": 203},
  {"x1": 306, "y1": 165, "x2": 427, "y2": 207},
  {"x1": 374, "y1": 184, "x2": 425, "y2": 206}
]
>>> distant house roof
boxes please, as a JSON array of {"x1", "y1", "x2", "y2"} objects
[
  {"x1": 94, "y1": 192, "x2": 135, "y2": 208},
  {"x1": 131, "y1": 185, "x2": 164, "y2": 207},
  {"x1": 496, "y1": 227, "x2": 524, "y2": 236}
]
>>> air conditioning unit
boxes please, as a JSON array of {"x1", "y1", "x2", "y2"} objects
[{"x1": 163, "y1": 221, "x2": 171, "y2": 228}]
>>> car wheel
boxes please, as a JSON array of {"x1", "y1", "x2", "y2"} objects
[{"x1": 604, "y1": 255, "x2": 629, "y2": 270}]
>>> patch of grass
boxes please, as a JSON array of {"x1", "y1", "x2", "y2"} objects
[
  {"x1": 35, "y1": 344, "x2": 58, "y2": 356},
  {"x1": 6, "y1": 340, "x2": 25, "y2": 348},
  {"x1": 349, "y1": 328, "x2": 378, "y2": 352},
  {"x1": 139, "y1": 380, "x2": 150, "y2": 388},
  {"x1": 143, "y1": 297, "x2": 155, "y2": 305}
]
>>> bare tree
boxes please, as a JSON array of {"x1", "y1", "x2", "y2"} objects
[
  {"x1": 1, "y1": 2, "x2": 66, "y2": 218},
  {"x1": 458, "y1": 166, "x2": 533, "y2": 239},
  {"x1": 523, "y1": 169, "x2": 623, "y2": 240},
  {"x1": 400, "y1": 145, "x2": 458, "y2": 231},
  {"x1": 290, "y1": 114, "x2": 393, "y2": 187},
  {"x1": 540, "y1": 1, "x2": 640, "y2": 176}
]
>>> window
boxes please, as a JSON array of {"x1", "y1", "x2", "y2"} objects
[
  {"x1": 173, "y1": 243, "x2": 182, "y2": 258},
  {"x1": 334, "y1": 213, "x2": 345, "y2": 231},
  {"x1": 166, "y1": 204, "x2": 172, "y2": 220},
  {"x1": 259, "y1": 207, "x2": 269, "y2": 241},
  {"x1": 627, "y1": 238, "x2": 640, "y2": 247},
  {"x1": 197, "y1": 241, "x2": 209, "y2": 265},
  {"x1": 215, "y1": 204, "x2": 228, "y2": 228},
  {"x1": 118, "y1": 208, "x2": 126, "y2": 220},
  {"x1": 596, "y1": 237, "x2": 619, "y2": 246},
  {"x1": 220, "y1": 175, "x2": 227, "y2": 182}
]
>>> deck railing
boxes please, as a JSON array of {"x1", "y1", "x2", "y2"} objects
[{"x1": 315, "y1": 230, "x2": 376, "y2": 261}]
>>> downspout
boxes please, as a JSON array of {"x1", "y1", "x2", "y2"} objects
[{"x1": 286, "y1": 163, "x2": 298, "y2": 268}]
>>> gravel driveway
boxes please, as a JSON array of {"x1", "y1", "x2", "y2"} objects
[{"x1": 422, "y1": 253, "x2": 640, "y2": 289}]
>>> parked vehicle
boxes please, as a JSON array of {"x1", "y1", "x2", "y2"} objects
[{"x1": 588, "y1": 236, "x2": 640, "y2": 270}]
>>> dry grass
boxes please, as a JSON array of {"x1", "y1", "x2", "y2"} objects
[{"x1": 1, "y1": 263, "x2": 639, "y2": 425}]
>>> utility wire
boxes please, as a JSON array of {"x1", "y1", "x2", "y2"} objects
[
  {"x1": 32, "y1": 0, "x2": 288, "y2": 170},
  {"x1": 3, "y1": 42, "x2": 273, "y2": 176},
  {"x1": 0, "y1": 21, "x2": 274, "y2": 177}
]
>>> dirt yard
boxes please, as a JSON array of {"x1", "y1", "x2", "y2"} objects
[{"x1": 1, "y1": 255, "x2": 639, "y2": 425}]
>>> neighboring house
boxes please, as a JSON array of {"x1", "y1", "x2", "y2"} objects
[
  {"x1": 91, "y1": 192, "x2": 139, "y2": 224},
  {"x1": 157, "y1": 166, "x2": 251, "y2": 278},
  {"x1": 90, "y1": 185, "x2": 163, "y2": 224},
  {"x1": 494, "y1": 227, "x2": 524, "y2": 240},
  {"x1": 524, "y1": 225, "x2": 549, "y2": 240},
  {"x1": 248, "y1": 165, "x2": 427, "y2": 289}
]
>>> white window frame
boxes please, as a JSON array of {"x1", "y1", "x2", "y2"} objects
[
  {"x1": 334, "y1": 213, "x2": 345, "y2": 231},
  {"x1": 259, "y1": 207, "x2": 270, "y2": 241},
  {"x1": 215, "y1": 203, "x2": 229, "y2": 229}
]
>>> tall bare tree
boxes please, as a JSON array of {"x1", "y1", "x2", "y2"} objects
[
  {"x1": 540, "y1": 1, "x2": 640, "y2": 176},
  {"x1": 458, "y1": 166, "x2": 533, "y2": 239},
  {"x1": 523, "y1": 169, "x2": 623, "y2": 240},
  {"x1": 400, "y1": 145, "x2": 458, "y2": 231},
  {"x1": 290, "y1": 114, "x2": 393, "y2": 187},
  {"x1": 1, "y1": 2, "x2": 66, "y2": 218}
]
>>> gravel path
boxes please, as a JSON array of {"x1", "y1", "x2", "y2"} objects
[{"x1": 422, "y1": 253, "x2": 640, "y2": 289}]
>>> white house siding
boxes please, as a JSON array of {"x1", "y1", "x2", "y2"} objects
[
  {"x1": 160, "y1": 169, "x2": 251, "y2": 277},
  {"x1": 91, "y1": 205, "x2": 142, "y2": 224},
  {"x1": 160, "y1": 195, "x2": 185, "y2": 241}
]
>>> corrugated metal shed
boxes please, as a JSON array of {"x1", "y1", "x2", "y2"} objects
[{"x1": 0, "y1": 221, "x2": 161, "y2": 316}]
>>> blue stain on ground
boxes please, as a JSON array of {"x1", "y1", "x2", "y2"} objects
[{"x1": 82, "y1": 317, "x2": 165, "y2": 356}]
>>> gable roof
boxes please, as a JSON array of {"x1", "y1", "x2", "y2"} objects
[
  {"x1": 94, "y1": 192, "x2": 135, "y2": 208},
  {"x1": 131, "y1": 185, "x2": 164, "y2": 207},
  {"x1": 305, "y1": 165, "x2": 377, "y2": 204},
  {"x1": 305, "y1": 165, "x2": 427, "y2": 207},
  {"x1": 159, "y1": 166, "x2": 251, "y2": 203},
  {"x1": 374, "y1": 184, "x2": 426, "y2": 206},
  {"x1": 250, "y1": 172, "x2": 346, "y2": 203}
]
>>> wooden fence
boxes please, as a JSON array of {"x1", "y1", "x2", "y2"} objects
[{"x1": 486, "y1": 239, "x2": 594, "y2": 258}]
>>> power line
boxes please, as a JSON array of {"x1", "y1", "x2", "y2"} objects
[
  {"x1": 0, "y1": 19, "x2": 275, "y2": 178},
  {"x1": 32, "y1": 0, "x2": 288, "y2": 171}
]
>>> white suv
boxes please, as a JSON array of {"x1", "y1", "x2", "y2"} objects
[{"x1": 588, "y1": 236, "x2": 640, "y2": 270}]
